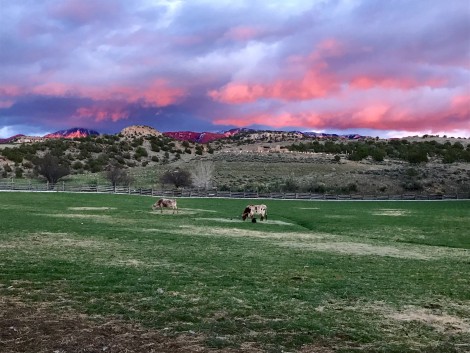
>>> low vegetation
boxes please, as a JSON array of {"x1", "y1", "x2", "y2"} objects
[
  {"x1": 0, "y1": 133, "x2": 469, "y2": 195},
  {"x1": 1, "y1": 192, "x2": 469, "y2": 352}
]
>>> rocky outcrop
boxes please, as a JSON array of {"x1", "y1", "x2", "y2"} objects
[{"x1": 120, "y1": 125, "x2": 162, "y2": 138}]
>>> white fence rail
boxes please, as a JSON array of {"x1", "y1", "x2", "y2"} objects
[{"x1": 0, "y1": 181, "x2": 469, "y2": 200}]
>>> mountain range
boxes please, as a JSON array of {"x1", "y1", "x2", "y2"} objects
[{"x1": 0, "y1": 126, "x2": 367, "y2": 144}]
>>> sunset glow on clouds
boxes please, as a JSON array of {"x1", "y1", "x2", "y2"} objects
[{"x1": 0, "y1": 0, "x2": 469, "y2": 138}]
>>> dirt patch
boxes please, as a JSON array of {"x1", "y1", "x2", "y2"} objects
[
  {"x1": 157, "y1": 225, "x2": 469, "y2": 260},
  {"x1": 372, "y1": 209, "x2": 409, "y2": 216},
  {"x1": 183, "y1": 208, "x2": 218, "y2": 213},
  {"x1": 280, "y1": 241, "x2": 430, "y2": 259},
  {"x1": 316, "y1": 300, "x2": 470, "y2": 333},
  {"x1": 0, "y1": 233, "x2": 125, "y2": 262},
  {"x1": 196, "y1": 217, "x2": 244, "y2": 223},
  {"x1": 195, "y1": 218, "x2": 295, "y2": 226},
  {"x1": 171, "y1": 225, "x2": 331, "y2": 241},
  {"x1": 68, "y1": 207, "x2": 117, "y2": 211},
  {"x1": 0, "y1": 298, "x2": 257, "y2": 353},
  {"x1": 0, "y1": 298, "x2": 334, "y2": 353},
  {"x1": 150, "y1": 209, "x2": 196, "y2": 215},
  {"x1": 39, "y1": 213, "x2": 114, "y2": 221},
  {"x1": 267, "y1": 220, "x2": 296, "y2": 226},
  {"x1": 315, "y1": 299, "x2": 470, "y2": 346},
  {"x1": 390, "y1": 306, "x2": 470, "y2": 334}
]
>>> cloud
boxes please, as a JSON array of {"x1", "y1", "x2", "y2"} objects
[{"x1": 0, "y1": 0, "x2": 468, "y2": 137}]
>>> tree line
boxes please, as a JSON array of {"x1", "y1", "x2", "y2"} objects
[{"x1": 287, "y1": 139, "x2": 470, "y2": 163}]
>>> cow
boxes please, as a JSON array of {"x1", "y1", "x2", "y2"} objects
[
  {"x1": 242, "y1": 204, "x2": 267, "y2": 222},
  {"x1": 152, "y1": 198, "x2": 178, "y2": 214}
]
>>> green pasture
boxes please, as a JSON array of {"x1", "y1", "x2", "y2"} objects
[{"x1": 0, "y1": 192, "x2": 469, "y2": 352}]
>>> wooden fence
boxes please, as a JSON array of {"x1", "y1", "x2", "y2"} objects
[{"x1": 0, "y1": 181, "x2": 468, "y2": 200}]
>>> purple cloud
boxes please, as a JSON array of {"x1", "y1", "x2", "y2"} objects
[{"x1": 0, "y1": 0, "x2": 468, "y2": 138}]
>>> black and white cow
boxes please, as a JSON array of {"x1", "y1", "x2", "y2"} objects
[
  {"x1": 152, "y1": 198, "x2": 178, "y2": 214},
  {"x1": 242, "y1": 204, "x2": 267, "y2": 222}
]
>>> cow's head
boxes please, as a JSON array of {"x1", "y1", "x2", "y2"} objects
[{"x1": 241, "y1": 206, "x2": 251, "y2": 221}]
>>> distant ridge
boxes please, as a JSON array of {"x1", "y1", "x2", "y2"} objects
[
  {"x1": 163, "y1": 128, "x2": 367, "y2": 143},
  {"x1": 0, "y1": 125, "x2": 369, "y2": 144},
  {"x1": 0, "y1": 134, "x2": 25, "y2": 144},
  {"x1": 44, "y1": 127, "x2": 99, "y2": 139}
]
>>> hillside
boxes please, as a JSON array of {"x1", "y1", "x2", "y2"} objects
[{"x1": 0, "y1": 128, "x2": 469, "y2": 196}]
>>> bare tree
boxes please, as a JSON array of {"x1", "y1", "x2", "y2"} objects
[
  {"x1": 34, "y1": 153, "x2": 70, "y2": 184},
  {"x1": 160, "y1": 168, "x2": 192, "y2": 188},
  {"x1": 191, "y1": 161, "x2": 214, "y2": 189},
  {"x1": 105, "y1": 164, "x2": 132, "y2": 187}
]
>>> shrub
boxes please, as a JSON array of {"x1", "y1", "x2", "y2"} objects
[
  {"x1": 403, "y1": 180, "x2": 424, "y2": 191},
  {"x1": 160, "y1": 168, "x2": 192, "y2": 188},
  {"x1": 15, "y1": 167, "x2": 23, "y2": 178},
  {"x1": 22, "y1": 161, "x2": 33, "y2": 169},
  {"x1": 72, "y1": 161, "x2": 83, "y2": 170}
]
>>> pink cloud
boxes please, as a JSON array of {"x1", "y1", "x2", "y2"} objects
[
  {"x1": 75, "y1": 106, "x2": 129, "y2": 122},
  {"x1": 32, "y1": 82, "x2": 75, "y2": 96},
  {"x1": 208, "y1": 39, "x2": 346, "y2": 103},
  {"x1": 209, "y1": 69, "x2": 338, "y2": 103},
  {"x1": 209, "y1": 36, "x2": 454, "y2": 106},
  {"x1": 350, "y1": 75, "x2": 448, "y2": 90},
  {"x1": 213, "y1": 92, "x2": 470, "y2": 136},
  {"x1": 0, "y1": 78, "x2": 186, "y2": 123},
  {"x1": 88, "y1": 80, "x2": 186, "y2": 107},
  {"x1": 224, "y1": 26, "x2": 262, "y2": 41}
]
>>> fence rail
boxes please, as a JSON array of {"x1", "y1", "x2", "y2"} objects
[{"x1": 0, "y1": 181, "x2": 469, "y2": 200}]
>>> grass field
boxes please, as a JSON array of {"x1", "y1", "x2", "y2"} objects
[{"x1": 0, "y1": 192, "x2": 469, "y2": 353}]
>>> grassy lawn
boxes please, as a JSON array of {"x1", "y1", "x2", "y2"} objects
[{"x1": 0, "y1": 192, "x2": 469, "y2": 352}]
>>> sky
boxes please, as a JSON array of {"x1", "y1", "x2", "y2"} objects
[{"x1": 0, "y1": 0, "x2": 469, "y2": 139}]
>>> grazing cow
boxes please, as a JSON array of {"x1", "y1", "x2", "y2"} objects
[
  {"x1": 152, "y1": 198, "x2": 178, "y2": 214},
  {"x1": 242, "y1": 204, "x2": 267, "y2": 222}
]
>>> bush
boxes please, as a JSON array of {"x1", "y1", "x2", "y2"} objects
[
  {"x1": 282, "y1": 177, "x2": 299, "y2": 192},
  {"x1": 160, "y1": 168, "x2": 192, "y2": 188},
  {"x1": 72, "y1": 161, "x2": 83, "y2": 170},
  {"x1": 406, "y1": 149, "x2": 428, "y2": 164},
  {"x1": 15, "y1": 167, "x2": 23, "y2": 178},
  {"x1": 135, "y1": 147, "x2": 148, "y2": 158},
  {"x1": 22, "y1": 161, "x2": 33, "y2": 169},
  {"x1": 402, "y1": 180, "x2": 423, "y2": 191}
]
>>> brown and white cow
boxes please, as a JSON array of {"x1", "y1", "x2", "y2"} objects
[
  {"x1": 152, "y1": 198, "x2": 178, "y2": 214},
  {"x1": 242, "y1": 204, "x2": 267, "y2": 222}
]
